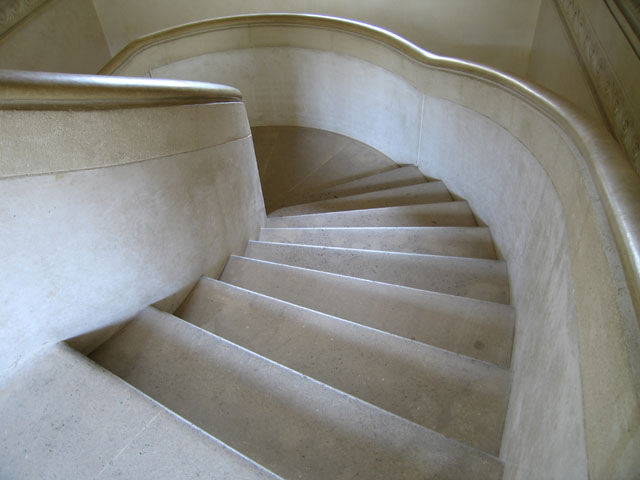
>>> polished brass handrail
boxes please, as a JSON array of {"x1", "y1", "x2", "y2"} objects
[{"x1": 0, "y1": 69, "x2": 241, "y2": 110}]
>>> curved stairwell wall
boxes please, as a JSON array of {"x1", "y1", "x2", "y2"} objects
[
  {"x1": 0, "y1": 72, "x2": 265, "y2": 381},
  {"x1": 101, "y1": 15, "x2": 640, "y2": 479}
]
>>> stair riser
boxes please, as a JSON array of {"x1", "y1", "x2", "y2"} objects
[
  {"x1": 91, "y1": 309, "x2": 503, "y2": 480},
  {"x1": 245, "y1": 241, "x2": 509, "y2": 303},
  {"x1": 265, "y1": 202, "x2": 477, "y2": 228},
  {"x1": 220, "y1": 256, "x2": 514, "y2": 368},
  {"x1": 178, "y1": 278, "x2": 509, "y2": 454},
  {"x1": 293, "y1": 165, "x2": 428, "y2": 204},
  {"x1": 269, "y1": 181, "x2": 452, "y2": 217},
  {"x1": 258, "y1": 227, "x2": 497, "y2": 259}
]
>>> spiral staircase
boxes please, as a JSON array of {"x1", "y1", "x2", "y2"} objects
[
  {"x1": 2, "y1": 128, "x2": 512, "y2": 479},
  {"x1": 2, "y1": 9, "x2": 639, "y2": 480}
]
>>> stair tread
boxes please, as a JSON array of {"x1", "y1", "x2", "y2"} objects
[
  {"x1": 91, "y1": 308, "x2": 503, "y2": 480},
  {"x1": 244, "y1": 241, "x2": 509, "y2": 303},
  {"x1": 269, "y1": 181, "x2": 452, "y2": 217},
  {"x1": 0, "y1": 343, "x2": 280, "y2": 480},
  {"x1": 220, "y1": 256, "x2": 514, "y2": 367},
  {"x1": 265, "y1": 201, "x2": 477, "y2": 228},
  {"x1": 259, "y1": 226, "x2": 497, "y2": 259},
  {"x1": 177, "y1": 277, "x2": 509, "y2": 454},
  {"x1": 297, "y1": 165, "x2": 428, "y2": 203}
]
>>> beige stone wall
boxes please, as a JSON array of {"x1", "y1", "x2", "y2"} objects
[
  {"x1": 0, "y1": 102, "x2": 266, "y2": 382},
  {"x1": 529, "y1": 0, "x2": 640, "y2": 174},
  {"x1": 527, "y1": 0, "x2": 604, "y2": 122},
  {"x1": 91, "y1": 0, "x2": 542, "y2": 76},
  {"x1": 0, "y1": 0, "x2": 110, "y2": 73}
]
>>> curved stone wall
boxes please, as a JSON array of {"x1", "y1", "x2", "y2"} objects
[{"x1": 1, "y1": 99, "x2": 265, "y2": 385}]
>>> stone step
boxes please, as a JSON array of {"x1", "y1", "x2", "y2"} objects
[
  {"x1": 296, "y1": 165, "x2": 428, "y2": 203},
  {"x1": 265, "y1": 201, "x2": 477, "y2": 228},
  {"x1": 91, "y1": 308, "x2": 503, "y2": 480},
  {"x1": 269, "y1": 181, "x2": 452, "y2": 217},
  {"x1": 177, "y1": 278, "x2": 509, "y2": 454},
  {"x1": 244, "y1": 241, "x2": 509, "y2": 303},
  {"x1": 220, "y1": 256, "x2": 514, "y2": 368},
  {"x1": 259, "y1": 226, "x2": 497, "y2": 259},
  {"x1": 0, "y1": 343, "x2": 280, "y2": 480}
]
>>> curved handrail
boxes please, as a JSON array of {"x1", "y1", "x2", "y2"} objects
[
  {"x1": 0, "y1": 69, "x2": 242, "y2": 110},
  {"x1": 98, "y1": 13, "x2": 640, "y2": 322}
]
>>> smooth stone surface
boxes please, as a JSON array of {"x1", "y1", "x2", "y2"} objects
[
  {"x1": 220, "y1": 256, "x2": 514, "y2": 367},
  {"x1": 259, "y1": 226, "x2": 497, "y2": 259},
  {"x1": 290, "y1": 164, "x2": 428, "y2": 204},
  {"x1": 1, "y1": 134, "x2": 265, "y2": 379},
  {"x1": 251, "y1": 126, "x2": 396, "y2": 212},
  {"x1": 0, "y1": 0, "x2": 111, "y2": 74},
  {"x1": 417, "y1": 98, "x2": 594, "y2": 479},
  {"x1": 284, "y1": 133, "x2": 399, "y2": 200},
  {"x1": 0, "y1": 343, "x2": 279, "y2": 480},
  {"x1": 265, "y1": 202, "x2": 477, "y2": 228},
  {"x1": 178, "y1": 278, "x2": 510, "y2": 454},
  {"x1": 1, "y1": 103, "x2": 250, "y2": 177},
  {"x1": 244, "y1": 241, "x2": 509, "y2": 303},
  {"x1": 92, "y1": 308, "x2": 504, "y2": 480},
  {"x1": 269, "y1": 181, "x2": 452, "y2": 216},
  {"x1": 526, "y1": 0, "x2": 603, "y2": 123},
  {"x1": 151, "y1": 47, "x2": 426, "y2": 166}
]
